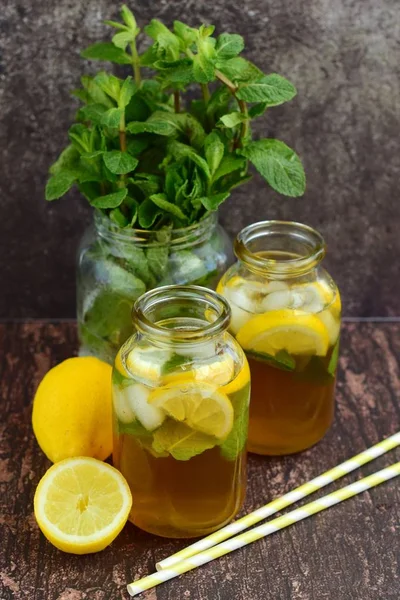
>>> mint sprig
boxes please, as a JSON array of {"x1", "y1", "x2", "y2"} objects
[{"x1": 46, "y1": 4, "x2": 306, "y2": 219}]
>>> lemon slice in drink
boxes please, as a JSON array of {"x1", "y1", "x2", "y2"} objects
[
  {"x1": 163, "y1": 354, "x2": 235, "y2": 387},
  {"x1": 149, "y1": 382, "x2": 233, "y2": 439},
  {"x1": 126, "y1": 346, "x2": 171, "y2": 382},
  {"x1": 236, "y1": 309, "x2": 330, "y2": 357},
  {"x1": 34, "y1": 457, "x2": 132, "y2": 554}
]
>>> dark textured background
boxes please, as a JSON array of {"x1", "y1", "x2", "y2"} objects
[{"x1": 1, "y1": 0, "x2": 399, "y2": 318}]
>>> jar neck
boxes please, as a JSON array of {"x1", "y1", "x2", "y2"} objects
[
  {"x1": 132, "y1": 285, "x2": 231, "y2": 346},
  {"x1": 94, "y1": 210, "x2": 218, "y2": 249},
  {"x1": 234, "y1": 221, "x2": 326, "y2": 277}
]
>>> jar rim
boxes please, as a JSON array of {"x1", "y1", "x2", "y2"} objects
[
  {"x1": 94, "y1": 210, "x2": 217, "y2": 248},
  {"x1": 234, "y1": 220, "x2": 326, "y2": 276},
  {"x1": 132, "y1": 285, "x2": 231, "y2": 343}
]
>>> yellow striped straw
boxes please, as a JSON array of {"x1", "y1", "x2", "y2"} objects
[
  {"x1": 127, "y1": 462, "x2": 400, "y2": 597},
  {"x1": 157, "y1": 431, "x2": 400, "y2": 570}
]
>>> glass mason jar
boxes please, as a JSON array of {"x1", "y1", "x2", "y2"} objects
[
  {"x1": 77, "y1": 211, "x2": 232, "y2": 364},
  {"x1": 217, "y1": 221, "x2": 341, "y2": 456},
  {"x1": 112, "y1": 285, "x2": 250, "y2": 538}
]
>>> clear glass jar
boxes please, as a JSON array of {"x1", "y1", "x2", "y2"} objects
[
  {"x1": 77, "y1": 211, "x2": 233, "y2": 364},
  {"x1": 112, "y1": 285, "x2": 250, "y2": 538},
  {"x1": 217, "y1": 221, "x2": 341, "y2": 456}
]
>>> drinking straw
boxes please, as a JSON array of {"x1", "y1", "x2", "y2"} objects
[
  {"x1": 157, "y1": 431, "x2": 400, "y2": 570},
  {"x1": 127, "y1": 462, "x2": 400, "y2": 597}
]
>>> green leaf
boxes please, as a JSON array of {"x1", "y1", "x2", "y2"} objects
[
  {"x1": 45, "y1": 172, "x2": 76, "y2": 200},
  {"x1": 168, "y1": 141, "x2": 211, "y2": 179},
  {"x1": 101, "y1": 107, "x2": 123, "y2": 128},
  {"x1": 145, "y1": 19, "x2": 174, "y2": 41},
  {"x1": 217, "y1": 57, "x2": 263, "y2": 82},
  {"x1": 173, "y1": 21, "x2": 197, "y2": 47},
  {"x1": 127, "y1": 115, "x2": 176, "y2": 136},
  {"x1": 91, "y1": 188, "x2": 127, "y2": 208},
  {"x1": 112, "y1": 30, "x2": 136, "y2": 50},
  {"x1": 328, "y1": 339, "x2": 340, "y2": 376},
  {"x1": 49, "y1": 145, "x2": 80, "y2": 176},
  {"x1": 146, "y1": 245, "x2": 170, "y2": 280},
  {"x1": 118, "y1": 76, "x2": 137, "y2": 108},
  {"x1": 199, "y1": 192, "x2": 230, "y2": 211},
  {"x1": 109, "y1": 207, "x2": 129, "y2": 227},
  {"x1": 213, "y1": 156, "x2": 246, "y2": 181},
  {"x1": 220, "y1": 382, "x2": 250, "y2": 460},
  {"x1": 206, "y1": 86, "x2": 231, "y2": 118},
  {"x1": 77, "y1": 103, "x2": 107, "y2": 125},
  {"x1": 104, "y1": 20, "x2": 129, "y2": 31},
  {"x1": 79, "y1": 76, "x2": 114, "y2": 108},
  {"x1": 237, "y1": 74, "x2": 297, "y2": 105},
  {"x1": 120, "y1": 4, "x2": 137, "y2": 31},
  {"x1": 126, "y1": 137, "x2": 152, "y2": 156},
  {"x1": 94, "y1": 72, "x2": 121, "y2": 102},
  {"x1": 216, "y1": 33, "x2": 244, "y2": 59},
  {"x1": 103, "y1": 151, "x2": 138, "y2": 175},
  {"x1": 150, "y1": 193, "x2": 187, "y2": 221},
  {"x1": 219, "y1": 112, "x2": 247, "y2": 128},
  {"x1": 81, "y1": 42, "x2": 131, "y2": 65},
  {"x1": 248, "y1": 102, "x2": 268, "y2": 118},
  {"x1": 138, "y1": 198, "x2": 164, "y2": 228},
  {"x1": 193, "y1": 53, "x2": 215, "y2": 83},
  {"x1": 153, "y1": 58, "x2": 194, "y2": 84},
  {"x1": 240, "y1": 139, "x2": 305, "y2": 197},
  {"x1": 204, "y1": 132, "x2": 224, "y2": 175},
  {"x1": 152, "y1": 421, "x2": 216, "y2": 461},
  {"x1": 245, "y1": 349, "x2": 296, "y2": 371}
]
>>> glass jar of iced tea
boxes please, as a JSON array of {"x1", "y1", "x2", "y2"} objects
[
  {"x1": 112, "y1": 285, "x2": 250, "y2": 538},
  {"x1": 218, "y1": 221, "x2": 341, "y2": 456}
]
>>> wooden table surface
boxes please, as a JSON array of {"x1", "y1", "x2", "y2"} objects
[{"x1": 1, "y1": 322, "x2": 399, "y2": 600}]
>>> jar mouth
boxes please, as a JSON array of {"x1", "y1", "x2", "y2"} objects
[
  {"x1": 234, "y1": 220, "x2": 326, "y2": 276},
  {"x1": 132, "y1": 285, "x2": 231, "y2": 343},
  {"x1": 94, "y1": 210, "x2": 217, "y2": 249}
]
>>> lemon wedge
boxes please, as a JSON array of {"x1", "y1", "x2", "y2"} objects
[
  {"x1": 236, "y1": 309, "x2": 330, "y2": 357},
  {"x1": 148, "y1": 382, "x2": 233, "y2": 440},
  {"x1": 220, "y1": 358, "x2": 251, "y2": 396},
  {"x1": 34, "y1": 457, "x2": 132, "y2": 554}
]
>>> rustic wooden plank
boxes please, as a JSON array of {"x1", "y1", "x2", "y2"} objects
[{"x1": 1, "y1": 322, "x2": 399, "y2": 600}]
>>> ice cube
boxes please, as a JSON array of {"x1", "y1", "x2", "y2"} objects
[
  {"x1": 128, "y1": 383, "x2": 166, "y2": 431},
  {"x1": 260, "y1": 289, "x2": 294, "y2": 312},
  {"x1": 113, "y1": 386, "x2": 135, "y2": 424}
]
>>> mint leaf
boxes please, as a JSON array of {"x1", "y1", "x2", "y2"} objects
[
  {"x1": 152, "y1": 421, "x2": 216, "y2": 461},
  {"x1": 118, "y1": 76, "x2": 137, "y2": 108},
  {"x1": 91, "y1": 188, "x2": 127, "y2": 208},
  {"x1": 199, "y1": 192, "x2": 230, "y2": 211},
  {"x1": 153, "y1": 58, "x2": 194, "y2": 84},
  {"x1": 213, "y1": 156, "x2": 246, "y2": 181},
  {"x1": 45, "y1": 173, "x2": 76, "y2": 200},
  {"x1": 248, "y1": 103, "x2": 268, "y2": 118},
  {"x1": 173, "y1": 21, "x2": 197, "y2": 47},
  {"x1": 328, "y1": 339, "x2": 340, "y2": 376},
  {"x1": 112, "y1": 30, "x2": 136, "y2": 50},
  {"x1": 79, "y1": 75, "x2": 114, "y2": 108},
  {"x1": 219, "y1": 112, "x2": 247, "y2": 128},
  {"x1": 237, "y1": 74, "x2": 297, "y2": 105},
  {"x1": 216, "y1": 33, "x2": 244, "y2": 60},
  {"x1": 220, "y1": 383, "x2": 250, "y2": 460},
  {"x1": 138, "y1": 198, "x2": 164, "y2": 228},
  {"x1": 204, "y1": 132, "x2": 224, "y2": 175},
  {"x1": 146, "y1": 245, "x2": 169, "y2": 280},
  {"x1": 217, "y1": 57, "x2": 262, "y2": 82},
  {"x1": 150, "y1": 193, "x2": 187, "y2": 221},
  {"x1": 168, "y1": 141, "x2": 211, "y2": 179},
  {"x1": 81, "y1": 42, "x2": 131, "y2": 65},
  {"x1": 127, "y1": 119, "x2": 175, "y2": 136},
  {"x1": 49, "y1": 145, "x2": 80, "y2": 176},
  {"x1": 109, "y1": 207, "x2": 129, "y2": 227},
  {"x1": 94, "y1": 72, "x2": 121, "y2": 102},
  {"x1": 246, "y1": 348, "x2": 296, "y2": 371},
  {"x1": 103, "y1": 151, "x2": 138, "y2": 174},
  {"x1": 78, "y1": 103, "x2": 107, "y2": 124},
  {"x1": 240, "y1": 139, "x2": 305, "y2": 197},
  {"x1": 101, "y1": 107, "x2": 123, "y2": 128},
  {"x1": 120, "y1": 4, "x2": 137, "y2": 31},
  {"x1": 193, "y1": 53, "x2": 215, "y2": 83}
]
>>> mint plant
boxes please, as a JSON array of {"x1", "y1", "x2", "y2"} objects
[
  {"x1": 46, "y1": 5, "x2": 305, "y2": 223},
  {"x1": 48, "y1": 5, "x2": 306, "y2": 363}
]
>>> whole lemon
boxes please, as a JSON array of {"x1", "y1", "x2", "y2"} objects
[{"x1": 32, "y1": 357, "x2": 113, "y2": 463}]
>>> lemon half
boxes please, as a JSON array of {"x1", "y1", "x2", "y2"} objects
[
  {"x1": 34, "y1": 457, "x2": 132, "y2": 554},
  {"x1": 237, "y1": 309, "x2": 330, "y2": 357}
]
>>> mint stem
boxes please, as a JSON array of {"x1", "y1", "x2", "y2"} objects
[
  {"x1": 215, "y1": 68, "x2": 249, "y2": 148},
  {"x1": 119, "y1": 111, "x2": 127, "y2": 152},
  {"x1": 201, "y1": 84, "x2": 210, "y2": 103},
  {"x1": 130, "y1": 40, "x2": 141, "y2": 85},
  {"x1": 174, "y1": 90, "x2": 180, "y2": 113}
]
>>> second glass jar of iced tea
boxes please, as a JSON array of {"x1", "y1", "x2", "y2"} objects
[
  {"x1": 112, "y1": 285, "x2": 250, "y2": 538},
  {"x1": 218, "y1": 221, "x2": 341, "y2": 455}
]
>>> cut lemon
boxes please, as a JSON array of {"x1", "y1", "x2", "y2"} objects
[
  {"x1": 236, "y1": 309, "x2": 330, "y2": 357},
  {"x1": 114, "y1": 348, "x2": 131, "y2": 378},
  {"x1": 34, "y1": 457, "x2": 132, "y2": 554},
  {"x1": 148, "y1": 382, "x2": 233, "y2": 439},
  {"x1": 163, "y1": 355, "x2": 235, "y2": 387},
  {"x1": 126, "y1": 346, "x2": 171, "y2": 382},
  {"x1": 220, "y1": 357, "x2": 251, "y2": 396}
]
